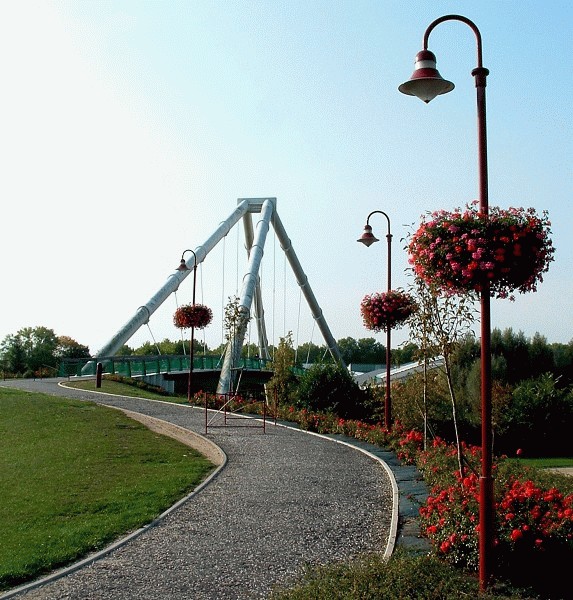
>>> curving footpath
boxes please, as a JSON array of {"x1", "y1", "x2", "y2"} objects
[{"x1": 0, "y1": 379, "x2": 409, "y2": 600}]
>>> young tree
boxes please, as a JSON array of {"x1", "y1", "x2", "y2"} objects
[
  {"x1": 409, "y1": 277, "x2": 477, "y2": 474},
  {"x1": 266, "y1": 332, "x2": 298, "y2": 405}
]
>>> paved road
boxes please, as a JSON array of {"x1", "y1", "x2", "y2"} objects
[{"x1": 0, "y1": 379, "x2": 396, "y2": 600}]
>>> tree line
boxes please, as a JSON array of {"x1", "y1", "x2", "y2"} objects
[{"x1": 1, "y1": 324, "x2": 572, "y2": 382}]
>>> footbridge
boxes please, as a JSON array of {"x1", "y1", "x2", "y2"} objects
[{"x1": 81, "y1": 198, "x2": 343, "y2": 394}]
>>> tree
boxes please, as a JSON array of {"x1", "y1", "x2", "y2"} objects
[
  {"x1": 408, "y1": 277, "x2": 477, "y2": 473},
  {"x1": 0, "y1": 327, "x2": 59, "y2": 374},
  {"x1": 503, "y1": 373, "x2": 573, "y2": 456},
  {"x1": 294, "y1": 362, "x2": 369, "y2": 420},
  {"x1": 266, "y1": 332, "x2": 298, "y2": 405},
  {"x1": 296, "y1": 341, "x2": 324, "y2": 365},
  {"x1": 55, "y1": 336, "x2": 90, "y2": 360},
  {"x1": 337, "y1": 337, "x2": 385, "y2": 365},
  {"x1": 0, "y1": 334, "x2": 26, "y2": 374}
]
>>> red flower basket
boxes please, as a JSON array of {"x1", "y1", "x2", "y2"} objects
[
  {"x1": 408, "y1": 205, "x2": 555, "y2": 299},
  {"x1": 360, "y1": 290, "x2": 417, "y2": 333},
  {"x1": 173, "y1": 304, "x2": 213, "y2": 330}
]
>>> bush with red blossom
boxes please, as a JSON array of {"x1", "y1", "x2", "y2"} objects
[{"x1": 417, "y1": 438, "x2": 573, "y2": 578}]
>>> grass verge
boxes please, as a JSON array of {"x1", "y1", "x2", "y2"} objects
[
  {"x1": 63, "y1": 376, "x2": 183, "y2": 401},
  {"x1": 513, "y1": 457, "x2": 573, "y2": 469},
  {"x1": 270, "y1": 550, "x2": 535, "y2": 600},
  {"x1": 0, "y1": 386, "x2": 214, "y2": 591}
]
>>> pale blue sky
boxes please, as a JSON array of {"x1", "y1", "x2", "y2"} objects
[{"x1": 1, "y1": 1, "x2": 571, "y2": 354}]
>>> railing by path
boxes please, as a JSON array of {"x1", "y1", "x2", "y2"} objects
[{"x1": 59, "y1": 355, "x2": 275, "y2": 378}]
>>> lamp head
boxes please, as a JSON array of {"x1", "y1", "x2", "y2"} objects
[
  {"x1": 357, "y1": 224, "x2": 379, "y2": 247},
  {"x1": 177, "y1": 258, "x2": 191, "y2": 272},
  {"x1": 399, "y1": 50, "x2": 454, "y2": 103}
]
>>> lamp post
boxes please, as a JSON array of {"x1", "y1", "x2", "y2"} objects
[
  {"x1": 177, "y1": 249, "x2": 198, "y2": 403},
  {"x1": 357, "y1": 210, "x2": 393, "y2": 430},
  {"x1": 399, "y1": 14, "x2": 493, "y2": 589}
]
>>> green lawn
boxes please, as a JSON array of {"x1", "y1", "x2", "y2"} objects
[
  {"x1": 63, "y1": 377, "x2": 184, "y2": 401},
  {"x1": 516, "y1": 456, "x2": 573, "y2": 468},
  {"x1": 0, "y1": 387, "x2": 214, "y2": 590}
]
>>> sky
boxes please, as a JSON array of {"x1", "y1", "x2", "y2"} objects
[{"x1": 1, "y1": 0, "x2": 571, "y2": 357}]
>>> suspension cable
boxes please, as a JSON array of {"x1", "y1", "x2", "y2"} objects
[
  {"x1": 174, "y1": 290, "x2": 186, "y2": 355},
  {"x1": 221, "y1": 235, "x2": 226, "y2": 347},
  {"x1": 295, "y1": 287, "x2": 302, "y2": 364},
  {"x1": 146, "y1": 323, "x2": 161, "y2": 355}
]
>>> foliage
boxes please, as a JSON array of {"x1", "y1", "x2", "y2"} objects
[
  {"x1": 500, "y1": 373, "x2": 573, "y2": 456},
  {"x1": 267, "y1": 332, "x2": 299, "y2": 406},
  {"x1": 417, "y1": 440, "x2": 573, "y2": 597},
  {"x1": 360, "y1": 289, "x2": 417, "y2": 332},
  {"x1": 132, "y1": 338, "x2": 206, "y2": 357},
  {"x1": 294, "y1": 362, "x2": 370, "y2": 420},
  {"x1": 296, "y1": 341, "x2": 324, "y2": 365},
  {"x1": 407, "y1": 277, "x2": 477, "y2": 468},
  {"x1": 336, "y1": 337, "x2": 386, "y2": 365},
  {"x1": 223, "y1": 295, "x2": 250, "y2": 341},
  {"x1": 408, "y1": 204, "x2": 555, "y2": 300},
  {"x1": 0, "y1": 328, "x2": 90, "y2": 377},
  {"x1": 271, "y1": 548, "x2": 529, "y2": 599},
  {"x1": 54, "y1": 336, "x2": 90, "y2": 360}
]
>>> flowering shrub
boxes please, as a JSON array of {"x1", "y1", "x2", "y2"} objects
[
  {"x1": 190, "y1": 390, "x2": 261, "y2": 411},
  {"x1": 417, "y1": 438, "x2": 573, "y2": 576},
  {"x1": 408, "y1": 204, "x2": 555, "y2": 299},
  {"x1": 173, "y1": 304, "x2": 213, "y2": 329},
  {"x1": 420, "y1": 471, "x2": 481, "y2": 570},
  {"x1": 497, "y1": 478, "x2": 573, "y2": 552},
  {"x1": 360, "y1": 289, "x2": 417, "y2": 332},
  {"x1": 396, "y1": 428, "x2": 424, "y2": 464}
]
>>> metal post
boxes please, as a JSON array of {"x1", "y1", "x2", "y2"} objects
[
  {"x1": 474, "y1": 60, "x2": 494, "y2": 592},
  {"x1": 400, "y1": 14, "x2": 494, "y2": 589},
  {"x1": 188, "y1": 252, "x2": 198, "y2": 404},
  {"x1": 359, "y1": 210, "x2": 393, "y2": 429},
  {"x1": 385, "y1": 229, "x2": 392, "y2": 429},
  {"x1": 96, "y1": 362, "x2": 103, "y2": 388}
]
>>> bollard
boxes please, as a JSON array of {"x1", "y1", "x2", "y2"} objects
[{"x1": 96, "y1": 362, "x2": 103, "y2": 388}]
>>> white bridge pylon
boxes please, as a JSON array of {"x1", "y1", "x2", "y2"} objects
[{"x1": 90, "y1": 198, "x2": 344, "y2": 393}]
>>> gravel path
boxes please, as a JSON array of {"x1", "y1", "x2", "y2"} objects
[{"x1": 1, "y1": 379, "x2": 396, "y2": 600}]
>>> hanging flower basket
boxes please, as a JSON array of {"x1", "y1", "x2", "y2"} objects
[
  {"x1": 360, "y1": 289, "x2": 417, "y2": 333},
  {"x1": 173, "y1": 304, "x2": 213, "y2": 330},
  {"x1": 408, "y1": 204, "x2": 555, "y2": 299}
]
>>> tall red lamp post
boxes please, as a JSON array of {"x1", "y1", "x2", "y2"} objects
[
  {"x1": 399, "y1": 15, "x2": 494, "y2": 589},
  {"x1": 177, "y1": 249, "x2": 198, "y2": 403},
  {"x1": 357, "y1": 210, "x2": 393, "y2": 430}
]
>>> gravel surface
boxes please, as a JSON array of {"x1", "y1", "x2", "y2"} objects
[{"x1": 1, "y1": 379, "x2": 395, "y2": 600}]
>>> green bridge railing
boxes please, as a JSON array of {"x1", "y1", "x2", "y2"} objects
[{"x1": 59, "y1": 355, "x2": 276, "y2": 378}]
